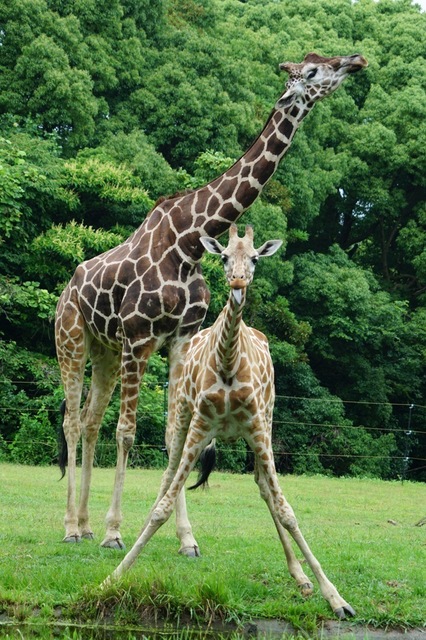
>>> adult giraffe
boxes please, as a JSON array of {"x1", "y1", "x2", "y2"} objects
[{"x1": 55, "y1": 52, "x2": 367, "y2": 551}]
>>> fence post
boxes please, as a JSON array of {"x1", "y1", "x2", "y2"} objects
[{"x1": 401, "y1": 403, "x2": 414, "y2": 483}]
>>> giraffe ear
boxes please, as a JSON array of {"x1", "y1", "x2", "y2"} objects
[
  {"x1": 256, "y1": 239, "x2": 283, "y2": 258},
  {"x1": 199, "y1": 236, "x2": 225, "y2": 255}
]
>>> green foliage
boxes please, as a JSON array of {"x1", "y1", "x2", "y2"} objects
[
  {"x1": 0, "y1": 0, "x2": 425, "y2": 479},
  {"x1": 65, "y1": 156, "x2": 153, "y2": 208},
  {"x1": 10, "y1": 408, "x2": 57, "y2": 465},
  {"x1": 28, "y1": 221, "x2": 125, "y2": 291}
]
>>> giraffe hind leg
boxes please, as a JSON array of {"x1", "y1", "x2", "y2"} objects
[
  {"x1": 78, "y1": 342, "x2": 120, "y2": 540},
  {"x1": 248, "y1": 432, "x2": 355, "y2": 619},
  {"x1": 254, "y1": 459, "x2": 314, "y2": 596},
  {"x1": 56, "y1": 323, "x2": 89, "y2": 543}
]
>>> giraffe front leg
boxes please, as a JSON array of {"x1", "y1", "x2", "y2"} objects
[
  {"x1": 61, "y1": 397, "x2": 84, "y2": 542},
  {"x1": 101, "y1": 415, "x2": 136, "y2": 549},
  {"x1": 101, "y1": 344, "x2": 152, "y2": 550},
  {"x1": 167, "y1": 336, "x2": 200, "y2": 557}
]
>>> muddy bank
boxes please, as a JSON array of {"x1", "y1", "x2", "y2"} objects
[{"x1": 1, "y1": 611, "x2": 425, "y2": 640}]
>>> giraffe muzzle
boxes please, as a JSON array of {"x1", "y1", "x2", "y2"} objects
[
  {"x1": 344, "y1": 55, "x2": 368, "y2": 73},
  {"x1": 230, "y1": 278, "x2": 247, "y2": 290}
]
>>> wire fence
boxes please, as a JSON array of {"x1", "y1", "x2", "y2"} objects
[{"x1": 1, "y1": 381, "x2": 425, "y2": 480}]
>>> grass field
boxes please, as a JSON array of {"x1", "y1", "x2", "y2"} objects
[{"x1": 0, "y1": 463, "x2": 425, "y2": 637}]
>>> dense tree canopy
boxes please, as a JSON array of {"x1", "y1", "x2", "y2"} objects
[{"x1": 0, "y1": 0, "x2": 425, "y2": 479}]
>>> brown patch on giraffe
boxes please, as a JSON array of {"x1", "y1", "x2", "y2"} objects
[
  {"x1": 145, "y1": 208, "x2": 163, "y2": 231},
  {"x1": 205, "y1": 193, "x2": 221, "y2": 216},
  {"x1": 100, "y1": 266, "x2": 117, "y2": 291},
  {"x1": 204, "y1": 218, "x2": 231, "y2": 238},
  {"x1": 180, "y1": 231, "x2": 205, "y2": 259},
  {"x1": 244, "y1": 142, "x2": 263, "y2": 164},
  {"x1": 251, "y1": 157, "x2": 276, "y2": 184},
  {"x1": 172, "y1": 206, "x2": 192, "y2": 234},
  {"x1": 135, "y1": 256, "x2": 152, "y2": 278},
  {"x1": 217, "y1": 161, "x2": 242, "y2": 180},
  {"x1": 266, "y1": 135, "x2": 284, "y2": 157},
  {"x1": 152, "y1": 315, "x2": 179, "y2": 336},
  {"x1": 194, "y1": 191, "x2": 209, "y2": 214},
  {"x1": 116, "y1": 261, "x2": 136, "y2": 286},
  {"x1": 59, "y1": 307, "x2": 79, "y2": 332},
  {"x1": 235, "y1": 182, "x2": 260, "y2": 209},
  {"x1": 140, "y1": 291, "x2": 162, "y2": 319},
  {"x1": 233, "y1": 408, "x2": 250, "y2": 424},
  {"x1": 142, "y1": 265, "x2": 161, "y2": 292},
  {"x1": 93, "y1": 311, "x2": 107, "y2": 336},
  {"x1": 188, "y1": 278, "x2": 209, "y2": 304},
  {"x1": 279, "y1": 118, "x2": 294, "y2": 140},
  {"x1": 159, "y1": 257, "x2": 178, "y2": 281},
  {"x1": 162, "y1": 284, "x2": 187, "y2": 317},
  {"x1": 79, "y1": 296, "x2": 95, "y2": 323},
  {"x1": 97, "y1": 292, "x2": 113, "y2": 315},
  {"x1": 218, "y1": 176, "x2": 240, "y2": 201}
]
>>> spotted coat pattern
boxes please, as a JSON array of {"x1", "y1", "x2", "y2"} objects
[
  {"x1": 55, "y1": 52, "x2": 367, "y2": 551},
  {"x1": 103, "y1": 226, "x2": 356, "y2": 620}
]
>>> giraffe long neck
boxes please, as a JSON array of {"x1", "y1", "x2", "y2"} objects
[
  {"x1": 214, "y1": 289, "x2": 246, "y2": 382},
  {"x1": 144, "y1": 102, "x2": 310, "y2": 262},
  {"x1": 200, "y1": 103, "x2": 310, "y2": 239}
]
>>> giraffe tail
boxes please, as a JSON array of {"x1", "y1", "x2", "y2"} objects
[
  {"x1": 58, "y1": 399, "x2": 68, "y2": 479},
  {"x1": 188, "y1": 439, "x2": 216, "y2": 490}
]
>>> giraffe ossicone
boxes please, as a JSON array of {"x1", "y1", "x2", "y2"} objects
[
  {"x1": 102, "y1": 225, "x2": 355, "y2": 620},
  {"x1": 55, "y1": 52, "x2": 366, "y2": 552}
]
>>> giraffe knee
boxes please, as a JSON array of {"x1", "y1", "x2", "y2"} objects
[
  {"x1": 122, "y1": 434, "x2": 135, "y2": 451},
  {"x1": 151, "y1": 506, "x2": 169, "y2": 527},
  {"x1": 116, "y1": 430, "x2": 135, "y2": 451},
  {"x1": 280, "y1": 510, "x2": 298, "y2": 532}
]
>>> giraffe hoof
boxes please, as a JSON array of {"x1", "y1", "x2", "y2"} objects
[
  {"x1": 63, "y1": 534, "x2": 82, "y2": 543},
  {"x1": 101, "y1": 537, "x2": 126, "y2": 550},
  {"x1": 299, "y1": 581, "x2": 314, "y2": 597},
  {"x1": 81, "y1": 532, "x2": 95, "y2": 540},
  {"x1": 334, "y1": 604, "x2": 356, "y2": 619},
  {"x1": 179, "y1": 545, "x2": 201, "y2": 557}
]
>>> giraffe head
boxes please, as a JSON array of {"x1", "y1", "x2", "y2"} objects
[
  {"x1": 200, "y1": 225, "x2": 282, "y2": 303},
  {"x1": 276, "y1": 52, "x2": 368, "y2": 110}
]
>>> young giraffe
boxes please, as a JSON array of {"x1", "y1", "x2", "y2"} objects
[
  {"x1": 55, "y1": 52, "x2": 367, "y2": 552},
  {"x1": 102, "y1": 225, "x2": 355, "y2": 620}
]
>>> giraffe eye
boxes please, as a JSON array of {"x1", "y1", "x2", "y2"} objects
[
  {"x1": 221, "y1": 255, "x2": 228, "y2": 264},
  {"x1": 251, "y1": 256, "x2": 259, "y2": 265},
  {"x1": 307, "y1": 69, "x2": 317, "y2": 80}
]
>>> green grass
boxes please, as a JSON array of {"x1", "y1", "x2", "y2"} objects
[{"x1": 0, "y1": 463, "x2": 425, "y2": 636}]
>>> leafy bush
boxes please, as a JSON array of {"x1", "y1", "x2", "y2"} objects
[{"x1": 10, "y1": 409, "x2": 57, "y2": 465}]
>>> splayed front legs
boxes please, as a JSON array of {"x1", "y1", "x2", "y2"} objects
[{"x1": 102, "y1": 420, "x2": 355, "y2": 619}]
